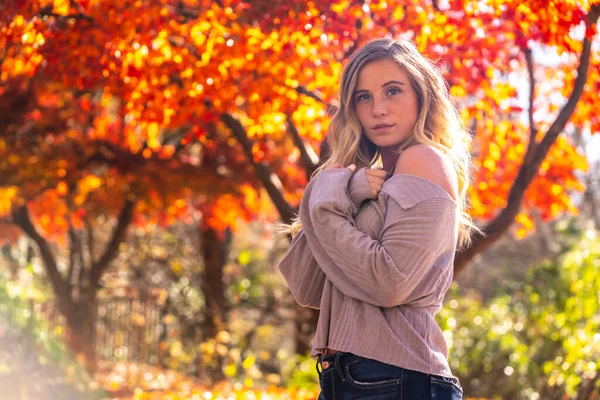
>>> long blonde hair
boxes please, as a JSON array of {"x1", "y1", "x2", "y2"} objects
[{"x1": 278, "y1": 38, "x2": 481, "y2": 251}]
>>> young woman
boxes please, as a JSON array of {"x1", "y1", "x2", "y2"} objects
[{"x1": 277, "y1": 37, "x2": 480, "y2": 399}]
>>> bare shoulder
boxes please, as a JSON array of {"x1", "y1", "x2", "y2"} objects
[{"x1": 394, "y1": 144, "x2": 459, "y2": 201}]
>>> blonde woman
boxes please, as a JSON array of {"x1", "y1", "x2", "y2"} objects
[{"x1": 278, "y1": 38, "x2": 480, "y2": 399}]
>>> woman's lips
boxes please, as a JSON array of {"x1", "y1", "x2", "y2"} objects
[{"x1": 372, "y1": 124, "x2": 395, "y2": 132}]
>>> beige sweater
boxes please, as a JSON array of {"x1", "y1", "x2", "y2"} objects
[{"x1": 278, "y1": 167, "x2": 459, "y2": 378}]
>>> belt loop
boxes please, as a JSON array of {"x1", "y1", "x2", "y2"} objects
[{"x1": 334, "y1": 351, "x2": 346, "y2": 382}]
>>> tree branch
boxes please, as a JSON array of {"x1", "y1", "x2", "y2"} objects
[
  {"x1": 42, "y1": 12, "x2": 93, "y2": 22},
  {"x1": 88, "y1": 199, "x2": 136, "y2": 285},
  {"x1": 221, "y1": 113, "x2": 297, "y2": 224},
  {"x1": 12, "y1": 206, "x2": 74, "y2": 316},
  {"x1": 68, "y1": 0, "x2": 87, "y2": 14},
  {"x1": 531, "y1": 3, "x2": 600, "y2": 181},
  {"x1": 67, "y1": 226, "x2": 77, "y2": 289},
  {"x1": 290, "y1": 85, "x2": 339, "y2": 115},
  {"x1": 86, "y1": 218, "x2": 95, "y2": 265},
  {"x1": 454, "y1": 4, "x2": 600, "y2": 275},
  {"x1": 38, "y1": 3, "x2": 94, "y2": 23},
  {"x1": 166, "y1": 3, "x2": 200, "y2": 20},
  {"x1": 285, "y1": 114, "x2": 320, "y2": 178},
  {"x1": 294, "y1": 85, "x2": 326, "y2": 104},
  {"x1": 77, "y1": 229, "x2": 86, "y2": 293},
  {"x1": 524, "y1": 47, "x2": 538, "y2": 166}
]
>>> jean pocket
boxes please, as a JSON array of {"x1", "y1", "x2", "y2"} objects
[
  {"x1": 431, "y1": 375, "x2": 463, "y2": 399},
  {"x1": 343, "y1": 359, "x2": 403, "y2": 389}
]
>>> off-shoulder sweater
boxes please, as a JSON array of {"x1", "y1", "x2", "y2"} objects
[{"x1": 277, "y1": 167, "x2": 460, "y2": 378}]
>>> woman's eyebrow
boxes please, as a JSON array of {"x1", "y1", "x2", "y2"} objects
[
  {"x1": 382, "y1": 80, "x2": 406, "y2": 87},
  {"x1": 354, "y1": 80, "x2": 406, "y2": 94}
]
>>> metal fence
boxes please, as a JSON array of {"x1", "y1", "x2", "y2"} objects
[{"x1": 0, "y1": 287, "x2": 165, "y2": 366}]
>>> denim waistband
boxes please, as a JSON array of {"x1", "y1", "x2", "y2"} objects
[
  {"x1": 316, "y1": 351, "x2": 356, "y2": 382},
  {"x1": 316, "y1": 351, "x2": 461, "y2": 388},
  {"x1": 318, "y1": 351, "x2": 362, "y2": 366}
]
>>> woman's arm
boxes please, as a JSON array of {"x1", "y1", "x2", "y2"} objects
[
  {"x1": 277, "y1": 229, "x2": 325, "y2": 309},
  {"x1": 347, "y1": 167, "x2": 377, "y2": 215},
  {"x1": 298, "y1": 161, "x2": 457, "y2": 308},
  {"x1": 277, "y1": 171, "x2": 373, "y2": 309}
]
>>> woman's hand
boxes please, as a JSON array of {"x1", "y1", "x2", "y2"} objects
[
  {"x1": 327, "y1": 163, "x2": 387, "y2": 198},
  {"x1": 364, "y1": 168, "x2": 387, "y2": 198}
]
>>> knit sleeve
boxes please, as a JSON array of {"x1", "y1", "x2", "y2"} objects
[
  {"x1": 298, "y1": 168, "x2": 457, "y2": 308},
  {"x1": 347, "y1": 167, "x2": 374, "y2": 215},
  {"x1": 276, "y1": 168, "x2": 372, "y2": 308},
  {"x1": 277, "y1": 229, "x2": 326, "y2": 309}
]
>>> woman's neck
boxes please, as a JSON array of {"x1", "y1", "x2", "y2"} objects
[{"x1": 380, "y1": 147, "x2": 400, "y2": 175}]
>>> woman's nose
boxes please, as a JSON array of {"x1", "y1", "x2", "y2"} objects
[{"x1": 372, "y1": 99, "x2": 387, "y2": 117}]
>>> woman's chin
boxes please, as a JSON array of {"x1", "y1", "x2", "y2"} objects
[
  {"x1": 374, "y1": 139, "x2": 405, "y2": 149},
  {"x1": 381, "y1": 135, "x2": 415, "y2": 148}
]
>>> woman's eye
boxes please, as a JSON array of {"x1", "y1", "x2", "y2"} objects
[
  {"x1": 387, "y1": 87, "x2": 401, "y2": 95},
  {"x1": 355, "y1": 93, "x2": 370, "y2": 102}
]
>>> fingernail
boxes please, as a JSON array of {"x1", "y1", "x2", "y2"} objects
[{"x1": 348, "y1": 164, "x2": 356, "y2": 171}]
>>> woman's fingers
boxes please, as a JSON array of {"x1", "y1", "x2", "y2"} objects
[
  {"x1": 367, "y1": 168, "x2": 388, "y2": 178},
  {"x1": 366, "y1": 171, "x2": 386, "y2": 185},
  {"x1": 367, "y1": 170, "x2": 387, "y2": 184},
  {"x1": 367, "y1": 176, "x2": 386, "y2": 185},
  {"x1": 371, "y1": 184, "x2": 383, "y2": 195},
  {"x1": 364, "y1": 168, "x2": 387, "y2": 198},
  {"x1": 366, "y1": 169, "x2": 387, "y2": 180}
]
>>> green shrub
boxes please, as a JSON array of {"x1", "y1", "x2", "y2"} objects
[{"x1": 439, "y1": 222, "x2": 600, "y2": 399}]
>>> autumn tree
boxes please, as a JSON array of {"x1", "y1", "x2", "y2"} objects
[{"x1": 1, "y1": 0, "x2": 599, "y2": 371}]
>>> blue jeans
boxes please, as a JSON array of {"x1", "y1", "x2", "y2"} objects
[{"x1": 316, "y1": 351, "x2": 463, "y2": 399}]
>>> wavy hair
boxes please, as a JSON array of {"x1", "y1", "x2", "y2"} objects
[{"x1": 277, "y1": 37, "x2": 482, "y2": 251}]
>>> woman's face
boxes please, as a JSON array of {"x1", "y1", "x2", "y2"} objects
[{"x1": 353, "y1": 59, "x2": 420, "y2": 149}]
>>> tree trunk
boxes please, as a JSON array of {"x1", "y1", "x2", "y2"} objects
[
  {"x1": 12, "y1": 200, "x2": 135, "y2": 375},
  {"x1": 199, "y1": 225, "x2": 230, "y2": 382},
  {"x1": 223, "y1": 114, "x2": 330, "y2": 357},
  {"x1": 295, "y1": 306, "x2": 319, "y2": 355},
  {"x1": 200, "y1": 225, "x2": 229, "y2": 338},
  {"x1": 64, "y1": 295, "x2": 97, "y2": 374}
]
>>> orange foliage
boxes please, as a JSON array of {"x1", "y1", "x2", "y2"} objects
[{"x1": 0, "y1": 0, "x2": 597, "y2": 241}]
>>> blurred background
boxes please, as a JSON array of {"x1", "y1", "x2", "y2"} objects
[{"x1": 1, "y1": 0, "x2": 599, "y2": 399}]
